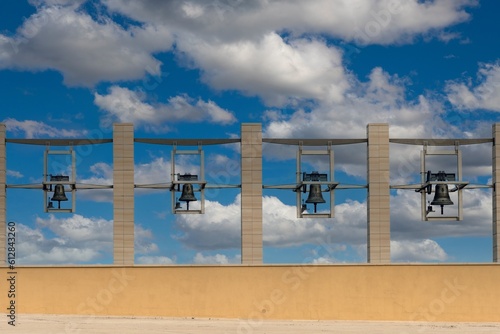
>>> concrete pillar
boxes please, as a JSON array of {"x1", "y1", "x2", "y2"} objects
[
  {"x1": 0, "y1": 124, "x2": 5, "y2": 266},
  {"x1": 241, "y1": 123, "x2": 263, "y2": 264},
  {"x1": 493, "y1": 124, "x2": 500, "y2": 262},
  {"x1": 367, "y1": 124, "x2": 390, "y2": 263},
  {"x1": 113, "y1": 123, "x2": 135, "y2": 265}
]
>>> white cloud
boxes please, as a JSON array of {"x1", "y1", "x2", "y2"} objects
[
  {"x1": 16, "y1": 214, "x2": 160, "y2": 264},
  {"x1": 78, "y1": 156, "x2": 203, "y2": 202},
  {"x1": 176, "y1": 32, "x2": 349, "y2": 106},
  {"x1": 136, "y1": 255, "x2": 176, "y2": 265},
  {"x1": 173, "y1": 184, "x2": 491, "y2": 262},
  {"x1": 261, "y1": 66, "x2": 494, "y2": 182},
  {"x1": 311, "y1": 256, "x2": 336, "y2": 264},
  {"x1": 77, "y1": 162, "x2": 114, "y2": 202},
  {"x1": 97, "y1": 1, "x2": 474, "y2": 107},
  {"x1": 134, "y1": 225, "x2": 160, "y2": 254},
  {"x1": 173, "y1": 194, "x2": 367, "y2": 251},
  {"x1": 446, "y1": 62, "x2": 500, "y2": 112},
  {"x1": 29, "y1": 0, "x2": 86, "y2": 7},
  {"x1": 3, "y1": 118, "x2": 87, "y2": 138},
  {"x1": 0, "y1": 1, "x2": 475, "y2": 89},
  {"x1": 104, "y1": 0, "x2": 475, "y2": 45},
  {"x1": 0, "y1": 5, "x2": 173, "y2": 86},
  {"x1": 94, "y1": 86, "x2": 236, "y2": 131},
  {"x1": 261, "y1": 67, "x2": 443, "y2": 179},
  {"x1": 264, "y1": 67, "x2": 437, "y2": 140},
  {"x1": 390, "y1": 188, "x2": 492, "y2": 241},
  {"x1": 391, "y1": 239, "x2": 448, "y2": 262},
  {"x1": 7, "y1": 170, "x2": 24, "y2": 178},
  {"x1": 36, "y1": 214, "x2": 112, "y2": 243},
  {"x1": 174, "y1": 196, "x2": 241, "y2": 250},
  {"x1": 193, "y1": 252, "x2": 240, "y2": 264}
]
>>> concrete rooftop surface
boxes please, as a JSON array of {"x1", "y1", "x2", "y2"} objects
[{"x1": 1, "y1": 314, "x2": 500, "y2": 334}]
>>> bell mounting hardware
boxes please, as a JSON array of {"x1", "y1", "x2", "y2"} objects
[
  {"x1": 170, "y1": 145, "x2": 206, "y2": 214},
  {"x1": 43, "y1": 146, "x2": 76, "y2": 213}
]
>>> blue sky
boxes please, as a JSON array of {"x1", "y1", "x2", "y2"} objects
[{"x1": 1, "y1": 0, "x2": 499, "y2": 265}]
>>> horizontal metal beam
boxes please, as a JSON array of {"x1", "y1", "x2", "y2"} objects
[
  {"x1": 6, "y1": 184, "x2": 44, "y2": 189},
  {"x1": 75, "y1": 184, "x2": 113, "y2": 190},
  {"x1": 6, "y1": 139, "x2": 113, "y2": 146},
  {"x1": 7, "y1": 183, "x2": 113, "y2": 189},
  {"x1": 390, "y1": 138, "x2": 492, "y2": 146},
  {"x1": 7, "y1": 137, "x2": 491, "y2": 147},
  {"x1": 426, "y1": 216, "x2": 460, "y2": 221},
  {"x1": 135, "y1": 138, "x2": 240, "y2": 146},
  {"x1": 263, "y1": 183, "x2": 366, "y2": 190},
  {"x1": 390, "y1": 181, "x2": 494, "y2": 191},
  {"x1": 263, "y1": 138, "x2": 367, "y2": 146},
  {"x1": 135, "y1": 183, "x2": 241, "y2": 189}
]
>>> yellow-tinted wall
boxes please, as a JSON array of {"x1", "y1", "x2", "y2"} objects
[{"x1": 1, "y1": 264, "x2": 499, "y2": 322}]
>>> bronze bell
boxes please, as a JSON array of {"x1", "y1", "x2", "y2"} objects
[
  {"x1": 431, "y1": 184, "x2": 453, "y2": 215},
  {"x1": 305, "y1": 184, "x2": 325, "y2": 213},
  {"x1": 51, "y1": 184, "x2": 68, "y2": 209},
  {"x1": 179, "y1": 183, "x2": 197, "y2": 210}
]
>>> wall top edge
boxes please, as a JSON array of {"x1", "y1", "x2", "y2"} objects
[{"x1": 2, "y1": 263, "x2": 499, "y2": 269}]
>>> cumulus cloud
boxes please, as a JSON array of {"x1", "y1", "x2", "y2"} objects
[
  {"x1": 29, "y1": 0, "x2": 86, "y2": 6},
  {"x1": 103, "y1": 0, "x2": 475, "y2": 45},
  {"x1": 136, "y1": 256, "x2": 175, "y2": 265},
  {"x1": 94, "y1": 86, "x2": 236, "y2": 131},
  {"x1": 261, "y1": 67, "x2": 443, "y2": 179},
  {"x1": 177, "y1": 32, "x2": 349, "y2": 106},
  {"x1": 261, "y1": 66, "x2": 494, "y2": 183},
  {"x1": 446, "y1": 62, "x2": 500, "y2": 112},
  {"x1": 391, "y1": 188, "x2": 492, "y2": 241},
  {"x1": 193, "y1": 252, "x2": 240, "y2": 264},
  {"x1": 173, "y1": 194, "x2": 367, "y2": 251},
  {"x1": 391, "y1": 239, "x2": 448, "y2": 262},
  {"x1": 0, "y1": 5, "x2": 173, "y2": 86},
  {"x1": 7, "y1": 170, "x2": 24, "y2": 178},
  {"x1": 174, "y1": 196, "x2": 241, "y2": 250},
  {"x1": 0, "y1": 0, "x2": 476, "y2": 91},
  {"x1": 16, "y1": 214, "x2": 160, "y2": 264},
  {"x1": 3, "y1": 118, "x2": 87, "y2": 138},
  {"x1": 263, "y1": 67, "x2": 437, "y2": 140},
  {"x1": 173, "y1": 183, "x2": 491, "y2": 262},
  {"x1": 78, "y1": 156, "x2": 204, "y2": 202}
]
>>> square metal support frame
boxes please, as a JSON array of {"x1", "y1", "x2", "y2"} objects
[
  {"x1": 296, "y1": 144, "x2": 337, "y2": 218},
  {"x1": 421, "y1": 144, "x2": 465, "y2": 221},
  {"x1": 43, "y1": 146, "x2": 76, "y2": 213},
  {"x1": 171, "y1": 145, "x2": 206, "y2": 214}
]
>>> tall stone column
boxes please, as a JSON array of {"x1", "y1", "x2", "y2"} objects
[
  {"x1": 113, "y1": 123, "x2": 135, "y2": 265},
  {"x1": 0, "y1": 124, "x2": 5, "y2": 266},
  {"x1": 367, "y1": 124, "x2": 390, "y2": 263},
  {"x1": 493, "y1": 124, "x2": 500, "y2": 262},
  {"x1": 241, "y1": 123, "x2": 263, "y2": 264}
]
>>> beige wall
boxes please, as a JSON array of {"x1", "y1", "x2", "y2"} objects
[{"x1": 1, "y1": 264, "x2": 499, "y2": 322}]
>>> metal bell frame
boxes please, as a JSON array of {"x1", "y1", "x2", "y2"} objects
[
  {"x1": 296, "y1": 144, "x2": 339, "y2": 218},
  {"x1": 43, "y1": 145, "x2": 76, "y2": 213},
  {"x1": 418, "y1": 143, "x2": 468, "y2": 221},
  {"x1": 170, "y1": 144, "x2": 207, "y2": 214}
]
